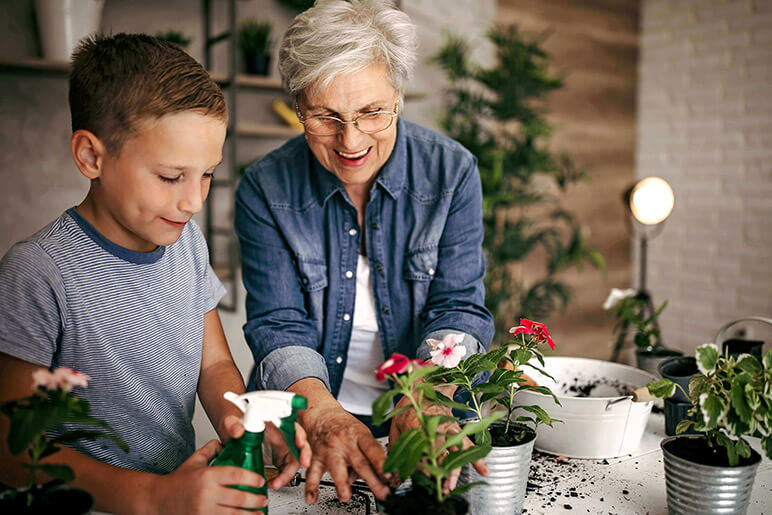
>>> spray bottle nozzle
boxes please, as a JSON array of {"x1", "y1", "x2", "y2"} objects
[{"x1": 223, "y1": 391, "x2": 307, "y2": 461}]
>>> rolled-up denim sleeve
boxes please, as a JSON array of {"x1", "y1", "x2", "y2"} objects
[
  {"x1": 259, "y1": 346, "x2": 330, "y2": 391},
  {"x1": 420, "y1": 155, "x2": 495, "y2": 352},
  {"x1": 235, "y1": 165, "x2": 328, "y2": 391}
]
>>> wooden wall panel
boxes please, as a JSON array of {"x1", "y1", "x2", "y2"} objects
[{"x1": 497, "y1": 0, "x2": 640, "y2": 361}]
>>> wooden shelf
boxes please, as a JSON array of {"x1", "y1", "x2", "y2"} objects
[
  {"x1": 237, "y1": 123, "x2": 303, "y2": 138},
  {"x1": 0, "y1": 57, "x2": 70, "y2": 74}
]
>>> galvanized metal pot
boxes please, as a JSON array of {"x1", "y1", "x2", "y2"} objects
[
  {"x1": 661, "y1": 435, "x2": 762, "y2": 514},
  {"x1": 459, "y1": 423, "x2": 535, "y2": 515}
]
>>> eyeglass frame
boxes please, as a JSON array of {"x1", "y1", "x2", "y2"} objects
[{"x1": 294, "y1": 99, "x2": 400, "y2": 136}]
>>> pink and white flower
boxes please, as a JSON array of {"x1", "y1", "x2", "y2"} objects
[
  {"x1": 603, "y1": 288, "x2": 637, "y2": 310},
  {"x1": 33, "y1": 367, "x2": 90, "y2": 392},
  {"x1": 427, "y1": 333, "x2": 467, "y2": 369}
]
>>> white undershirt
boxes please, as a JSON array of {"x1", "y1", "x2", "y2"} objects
[{"x1": 337, "y1": 254, "x2": 389, "y2": 415}]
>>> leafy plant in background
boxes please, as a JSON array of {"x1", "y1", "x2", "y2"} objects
[
  {"x1": 155, "y1": 30, "x2": 192, "y2": 48},
  {"x1": 604, "y1": 287, "x2": 668, "y2": 350},
  {"x1": 647, "y1": 344, "x2": 772, "y2": 466},
  {"x1": 372, "y1": 356, "x2": 500, "y2": 506},
  {"x1": 432, "y1": 26, "x2": 604, "y2": 342},
  {"x1": 277, "y1": 0, "x2": 315, "y2": 11},
  {"x1": 0, "y1": 368, "x2": 127, "y2": 509},
  {"x1": 238, "y1": 18, "x2": 273, "y2": 57}
]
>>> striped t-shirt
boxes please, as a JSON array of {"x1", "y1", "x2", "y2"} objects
[{"x1": 0, "y1": 208, "x2": 225, "y2": 473}]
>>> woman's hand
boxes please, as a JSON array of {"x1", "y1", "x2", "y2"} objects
[
  {"x1": 388, "y1": 384, "x2": 489, "y2": 493},
  {"x1": 145, "y1": 439, "x2": 267, "y2": 514},
  {"x1": 302, "y1": 404, "x2": 391, "y2": 503}
]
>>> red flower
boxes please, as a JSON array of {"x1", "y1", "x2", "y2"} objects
[
  {"x1": 376, "y1": 353, "x2": 410, "y2": 381},
  {"x1": 509, "y1": 318, "x2": 556, "y2": 350}
]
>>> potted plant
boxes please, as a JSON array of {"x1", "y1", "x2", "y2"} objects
[
  {"x1": 155, "y1": 30, "x2": 192, "y2": 50},
  {"x1": 603, "y1": 287, "x2": 681, "y2": 375},
  {"x1": 0, "y1": 367, "x2": 128, "y2": 513},
  {"x1": 647, "y1": 343, "x2": 771, "y2": 514},
  {"x1": 372, "y1": 355, "x2": 501, "y2": 514},
  {"x1": 238, "y1": 18, "x2": 273, "y2": 76},
  {"x1": 426, "y1": 319, "x2": 560, "y2": 515}
]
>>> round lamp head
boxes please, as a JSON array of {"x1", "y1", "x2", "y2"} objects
[{"x1": 628, "y1": 177, "x2": 674, "y2": 225}]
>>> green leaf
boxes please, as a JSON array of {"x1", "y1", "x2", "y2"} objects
[
  {"x1": 736, "y1": 355, "x2": 762, "y2": 375},
  {"x1": 761, "y1": 435, "x2": 772, "y2": 461},
  {"x1": 516, "y1": 404, "x2": 556, "y2": 426},
  {"x1": 442, "y1": 444, "x2": 492, "y2": 471},
  {"x1": 372, "y1": 390, "x2": 398, "y2": 425},
  {"x1": 763, "y1": 349, "x2": 772, "y2": 370},
  {"x1": 440, "y1": 412, "x2": 502, "y2": 451},
  {"x1": 451, "y1": 481, "x2": 486, "y2": 495},
  {"x1": 675, "y1": 419, "x2": 694, "y2": 434},
  {"x1": 730, "y1": 376, "x2": 753, "y2": 424},
  {"x1": 8, "y1": 408, "x2": 49, "y2": 455},
  {"x1": 380, "y1": 405, "x2": 412, "y2": 424},
  {"x1": 405, "y1": 364, "x2": 441, "y2": 385},
  {"x1": 383, "y1": 429, "x2": 426, "y2": 478},
  {"x1": 735, "y1": 437, "x2": 751, "y2": 459},
  {"x1": 695, "y1": 343, "x2": 719, "y2": 373},
  {"x1": 700, "y1": 393, "x2": 724, "y2": 429},
  {"x1": 647, "y1": 378, "x2": 676, "y2": 399},
  {"x1": 38, "y1": 464, "x2": 75, "y2": 483}
]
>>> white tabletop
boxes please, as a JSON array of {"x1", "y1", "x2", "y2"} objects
[{"x1": 264, "y1": 413, "x2": 772, "y2": 514}]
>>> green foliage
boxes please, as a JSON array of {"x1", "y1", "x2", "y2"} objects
[
  {"x1": 647, "y1": 345, "x2": 772, "y2": 466},
  {"x1": 238, "y1": 18, "x2": 273, "y2": 56},
  {"x1": 277, "y1": 0, "x2": 315, "y2": 12},
  {"x1": 0, "y1": 380, "x2": 127, "y2": 506},
  {"x1": 372, "y1": 361, "x2": 500, "y2": 503},
  {"x1": 429, "y1": 323, "x2": 561, "y2": 440},
  {"x1": 155, "y1": 30, "x2": 192, "y2": 48},
  {"x1": 432, "y1": 26, "x2": 604, "y2": 340},
  {"x1": 605, "y1": 289, "x2": 668, "y2": 350}
]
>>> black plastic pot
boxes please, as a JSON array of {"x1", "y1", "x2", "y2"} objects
[
  {"x1": 0, "y1": 486, "x2": 94, "y2": 514},
  {"x1": 658, "y1": 356, "x2": 697, "y2": 403},
  {"x1": 663, "y1": 398, "x2": 698, "y2": 436},
  {"x1": 722, "y1": 338, "x2": 763, "y2": 361},
  {"x1": 378, "y1": 477, "x2": 468, "y2": 515},
  {"x1": 635, "y1": 347, "x2": 682, "y2": 377},
  {"x1": 245, "y1": 53, "x2": 271, "y2": 76}
]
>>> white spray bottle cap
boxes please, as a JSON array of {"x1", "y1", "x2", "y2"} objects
[{"x1": 223, "y1": 391, "x2": 301, "y2": 433}]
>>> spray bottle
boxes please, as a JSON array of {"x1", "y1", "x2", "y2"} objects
[{"x1": 210, "y1": 391, "x2": 308, "y2": 513}]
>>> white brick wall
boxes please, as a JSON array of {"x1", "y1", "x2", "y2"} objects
[{"x1": 637, "y1": 0, "x2": 772, "y2": 351}]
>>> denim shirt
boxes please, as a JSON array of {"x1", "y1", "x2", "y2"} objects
[{"x1": 235, "y1": 119, "x2": 494, "y2": 396}]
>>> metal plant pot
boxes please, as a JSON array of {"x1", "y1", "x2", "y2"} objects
[
  {"x1": 459, "y1": 426, "x2": 535, "y2": 515},
  {"x1": 635, "y1": 347, "x2": 682, "y2": 378},
  {"x1": 661, "y1": 435, "x2": 762, "y2": 514}
]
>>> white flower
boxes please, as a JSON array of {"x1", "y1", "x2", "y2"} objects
[
  {"x1": 427, "y1": 333, "x2": 467, "y2": 369},
  {"x1": 603, "y1": 288, "x2": 637, "y2": 310}
]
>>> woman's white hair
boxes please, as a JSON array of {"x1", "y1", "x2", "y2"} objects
[{"x1": 278, "y1": 0, "x2": 417, "y2": 105}]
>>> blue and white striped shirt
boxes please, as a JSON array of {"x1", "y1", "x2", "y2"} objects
[{"x1": 0, "y1": 208, "x2": 225, "y2": 473}]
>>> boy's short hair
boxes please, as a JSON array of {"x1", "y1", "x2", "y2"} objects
[{"x1": 69, "y1": 33, "x2": 227, "y2": 156}]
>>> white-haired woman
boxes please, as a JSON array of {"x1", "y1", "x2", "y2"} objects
[{"x1": 235, "y1": 0, "x2": 493, "y2": 504}]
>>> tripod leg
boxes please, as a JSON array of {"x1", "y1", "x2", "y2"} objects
[{"x1": 611, "y1": 320, "x2": 630, "y2": 362}]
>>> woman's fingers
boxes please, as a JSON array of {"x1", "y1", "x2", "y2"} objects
[{"x1": 304, "y1": 458, "x2": 325, "y2": 504}]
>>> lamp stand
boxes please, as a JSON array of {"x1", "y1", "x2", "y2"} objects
[{"x1": 610, "y1": 235, "x2": 662, "y2": 362}]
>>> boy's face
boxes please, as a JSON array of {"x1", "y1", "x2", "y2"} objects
[{"x1": 90, "y1": 112, "x2": 226, "y2": 252}]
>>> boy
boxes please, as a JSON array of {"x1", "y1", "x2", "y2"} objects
[{"x1": 0, "y1": 33, "x2": 309, "y2": 512}]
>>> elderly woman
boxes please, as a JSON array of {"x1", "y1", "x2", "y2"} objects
[{"x1": 234, "y1": 0, "x2": 494, "y2": 504}]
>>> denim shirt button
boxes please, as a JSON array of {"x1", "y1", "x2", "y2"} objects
[
  {"x1": 376, "y1": 264, "x2": 383, "y2": 273},
  {"x1": 345, "y1": 270, "x2": 353, "y2": 279},
  {"x1": 348, "y1": 228, "x2": 357, "y2": 237},
  {"x1": 428, "y1": 268, "x2": 435, "y2": 276},
  {"x1": 302, "y1": 277, "x2": 309, "y2": 285},
  {"x1": 343, "y1": 313, "x2": 351, "y2": 321},
  {"x1": 335, "y1": 356, "x2": 343, "y2": 364}
]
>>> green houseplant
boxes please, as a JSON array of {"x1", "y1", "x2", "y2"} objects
[
  {"x1": 603, "y1": 287, "x2": 681, "y2": 375},
  {"x1": 647, "y1": 343, "x2": 771, "y2": 513},
  {"x1": 372, "y1": 356, "x2": 500, "y2": 514},
  {"x1": 427, "y1": 320, "x2": 560, "y2": 515},
  {"x1": 432, "y1": 26, "x2": 604, "y2": 343},
  {"x1": 155, "y1": 30, "x2": 192, "y2": 49},
  {"x1": 238, "y1": 18, "x2": 273, "y2": 76},
  {"x1": 0, "y1": 367, "x2": 127, "y2": 514}
]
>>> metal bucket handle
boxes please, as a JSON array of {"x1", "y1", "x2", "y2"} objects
[
  {"x1": 605, "y1": 396, "x2": 632, "y2": 411},
  {"x1": 714, "y1": 316, "x2": 772, "y2": 348}
]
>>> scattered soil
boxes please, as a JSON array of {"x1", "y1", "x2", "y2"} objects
[
  {"x1": 663, "y1": 437, "x2": 761, "y2": 467},
  {"x1": 526, "y1": 450, "x2": 595, "y2": 511},
  {"x1": 562, "y1": 376, "x2": 633, "y2": 398}
]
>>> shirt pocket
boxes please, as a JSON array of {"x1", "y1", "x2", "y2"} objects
[
  {"x1": 403, "y1": 247, "x2": 438, "y2": 319},
  {"x1": 296, "y1": 258, "x2": 327, "y2": 333}
]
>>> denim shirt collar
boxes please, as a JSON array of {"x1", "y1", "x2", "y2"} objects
[{"x1": 311, "y1": 118, "x2": 407, "y2": 206}]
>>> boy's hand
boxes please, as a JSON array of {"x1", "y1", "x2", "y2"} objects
[
  {"x1": 146, "y1": 439, "x2": 266, "y2": 514},
  {"x1": 223, "y1": 414, "x2": 246, "y2": 441},
  {"x1": 264, "y1": 421, "x2": 312, "y2": 490}
]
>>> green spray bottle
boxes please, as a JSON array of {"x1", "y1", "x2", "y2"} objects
[{"x1": 211, "y1": 391, "x2": 308, "y2": 513}]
